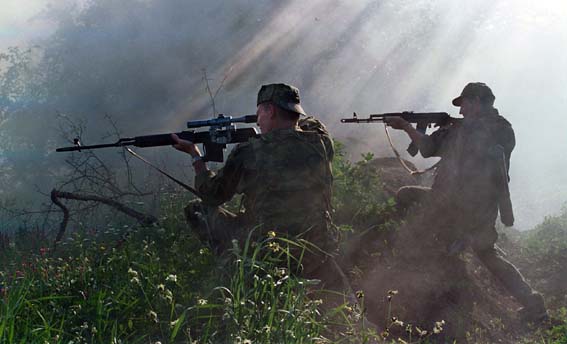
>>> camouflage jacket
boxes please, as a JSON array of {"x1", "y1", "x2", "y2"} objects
[
  {"x1": 195, "y1": 116, "x2": 334, "y2": 237},
  {"x1": 418, "y1": 108, "x2": 515, "y2": 226}
]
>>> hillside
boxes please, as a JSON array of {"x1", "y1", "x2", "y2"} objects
[
  {"x1": 339, "y1": 158, "x2": 567, "y2": 343},
  {"x1": 0, "y1": 154, "x2": 565, "y2": 343}
]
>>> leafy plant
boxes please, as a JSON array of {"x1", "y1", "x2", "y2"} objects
[{"x1": 332, "y1": 140, "x2": 396, "y2": 231}]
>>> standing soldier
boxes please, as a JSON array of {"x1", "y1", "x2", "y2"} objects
[
  {"x1": 385, "y1": 82, "x2": 548, "y2": 323},
  {"x1": 171, "y1": 83, "x2": 339, "y2": 286}
]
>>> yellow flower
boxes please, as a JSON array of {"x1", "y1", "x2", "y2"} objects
[
  {"x1": 267, "y1": 242, "x2": 280, "y2": 252},
  {"x1": 416, "y1": 327, "x2": 428, "y2": 337},
  {"x1": 275, "y1": 268, "x2": 287, "y2": 277},
  {"x1": 393, "y1": 319, "x2": 404, "y2": 327},
  {"x1": 166, "y1": 274, "x2": 177, "y2": 283},
  {"x1": 433, "y1": 320, "x2": 445, "y2": 334},
  {"x1": 387, "y1": 289, "x2": 398, "y2": 301},
  {"x1": 267, "y1": 231, "x2": 276, "y2": 238},
  {"x1": 197, "y1": 298, "x2": 208, "y2": 305},
  {"x1": 148, "y1": 310, "x2": 158, "y2": 323},
  {"x1": 128, "y1": 268, "x2": 138, "y2": 278},
  {"x1": 170, "y1": 318, "x2": 180, "y2": 328},
  {"x1": 164, "y1": 289, "x2": 173, "y2": 303}
]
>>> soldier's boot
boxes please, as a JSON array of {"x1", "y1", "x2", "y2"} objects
[
  {"x1": 517, "y1": 292, "x2": 549, "y2": 324},
  {"x1": 184, "y1": 200, "x2": 211, "y2": 241},
  {"x1": 476, "y1": 247, "x2": 549, "y2": 324}
]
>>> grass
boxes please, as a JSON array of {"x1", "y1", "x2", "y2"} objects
[
  {"x1": 1, "y1": 146, "x2": 566, "y2": 343},
  {"x1": 0, "y1": 143, "x2": 393, "y2": 343},
  {"x1": 0, "y1": 220, "x2": 386, "y2": 343}
]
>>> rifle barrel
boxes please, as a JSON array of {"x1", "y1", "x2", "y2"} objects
[
  {"x1": 340, "y1": 112, "x2": 454, "y2": 124},
  {"x1": 55, "y1": 142, "x2": 125, "y2": 152}
]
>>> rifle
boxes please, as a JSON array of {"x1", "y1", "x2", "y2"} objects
[
  {"x1": 56, "y1": 114, "x2": 259, "y2": 162},
  {"x1": 341, "y1": 112, "x2": 460, "y2": 156}
]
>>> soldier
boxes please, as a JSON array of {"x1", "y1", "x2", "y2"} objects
[
  {"x1": 171, "y1": 83, "x2": 338, "y2": 284},
  {"x1": 384, "y1": 82, "x2": 548, "y2": 323}
]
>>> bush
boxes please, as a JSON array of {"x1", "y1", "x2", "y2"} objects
[
  {"x1": 524, "y1": 206, "x2": 567, "y2": 256},
  {"x1": 331, "y1": 140, "x2": 396, "y2": 232}
]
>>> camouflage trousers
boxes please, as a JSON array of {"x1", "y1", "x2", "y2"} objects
[
  {"x1": 395, "y1": 185, "x2": 546, "y2": 313},
  {"x1": 184, "y1": 200, "x2": 247, "y2": 252},
  {"x1": 185, "y1": 200, "x2": 382, "y2": 330},
  {"x1": 184, "y1": 200, "x2": 345, "y2": 288}
]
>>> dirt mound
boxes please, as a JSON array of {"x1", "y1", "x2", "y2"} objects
[
  {"x1": 339, "y1": 159, "x2": 564, "y2": 343},
  {"x1": 347, "y1": 225, "x2": 531, "y2": 343},
  {"x1": 364, "y1": 157, "x2": 421, "y2": 196}
]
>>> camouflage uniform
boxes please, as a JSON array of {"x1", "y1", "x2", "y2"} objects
[
  {"x1": 186, "y1": 84, "x2": 339, "y2": 288},
  {"x1": 397, "y1": 83, "x2": 546, "y2": 319},
  {"x1": 187, "y1": 116, "x2": 334, "y2": 248}
]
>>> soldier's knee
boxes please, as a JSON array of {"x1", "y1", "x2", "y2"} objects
[
  {"x1": 395, "y1": 187, "x2": 412, "y2": 209},
  {"x1": 396, "y1": 186, "x2": 429, "y2": 209},
  {"x1": 184, "y1": 200, "x2": 204, "y2": 226},
  {"x1": 475, "y1": 246, "x2": 498, "y2": 261}
]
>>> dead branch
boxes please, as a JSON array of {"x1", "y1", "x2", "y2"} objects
[
  {"x1": 50, "y1": 189, "x2": 70, "y2": 247},
  {"x1": 50, "y1": 188, "x2": 158, "y2": 244},
  {"x1": 202, "y1": 69, "x2": 217, "y2": 115},
  {"x1": 202, "y1": 66, "x2": 232, "y2": 116}
]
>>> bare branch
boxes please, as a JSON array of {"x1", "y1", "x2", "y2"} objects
[
  {"x1": 51, "y1": 189, "x2": 157, "y2": 224},
  {"x1": 202, "y1": 68, "x2": 217, "y2": 115},
  {"x1": 50, "y1": 189, "x2": 70, "y2": 247},
  {"x1": 213, "y1": 65, "x2": 233, "y2": 100}
]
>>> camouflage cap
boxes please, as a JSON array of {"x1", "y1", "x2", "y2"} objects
[
  {"x1": 257, "y1": 83, "x2": 306, "y2": 115},
  {"x1": 452, "y1": 82, "x2": 495, "y2": 106}
]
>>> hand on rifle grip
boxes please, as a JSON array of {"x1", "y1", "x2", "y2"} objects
[
  {"x1": 171, "y1": 133, "x2": 201, "y2": 157},
  {"x1": 384, "y1": 117, "x2": 410, "y2": 130}
]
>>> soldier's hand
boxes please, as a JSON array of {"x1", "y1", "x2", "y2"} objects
[
  {"x1": 384, "y1": 117, "x2": 411, "y2": 130},
  {"x1": 171, "y1": 133, "x2": 202, "y2": 157}
]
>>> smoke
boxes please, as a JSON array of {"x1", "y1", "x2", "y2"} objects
[{"x1": 1, "y1": 0, "x2": 566, "y2": 229}]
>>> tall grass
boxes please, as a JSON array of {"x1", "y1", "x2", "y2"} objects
[
  {"x1": 0, "y1": 204, "x2": 351, "y2": 342},
  {"x1": 1, "y1": 147, "x2": 566, "y2": 343}
]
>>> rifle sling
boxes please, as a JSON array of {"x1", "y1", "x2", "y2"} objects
[
  {"x1": 125, "y1": 147, "x2": 201, "y2": 199},
  {"x1": 383, "y1": 124, "x2": 439, "y2": 175}
]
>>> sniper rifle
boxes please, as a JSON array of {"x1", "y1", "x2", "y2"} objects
[{"x1": 56, "y1": 114, "x2": 259, "y2": 162}]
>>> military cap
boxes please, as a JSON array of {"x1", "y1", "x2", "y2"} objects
[
  {"x1": 452, "y1": 82, "x2": 495, "y2": 106},
  {"x1": 257, "y1": 83, "x2": 306, "y2": 115}
]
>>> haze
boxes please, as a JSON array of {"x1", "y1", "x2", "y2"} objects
[{"x1": 1, "y1": 0, "x2": 565, "y2": 230}]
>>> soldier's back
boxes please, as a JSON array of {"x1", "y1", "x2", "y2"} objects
[{"x1": 249, "y1": 124, "x2": 333, "y2": 238}]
